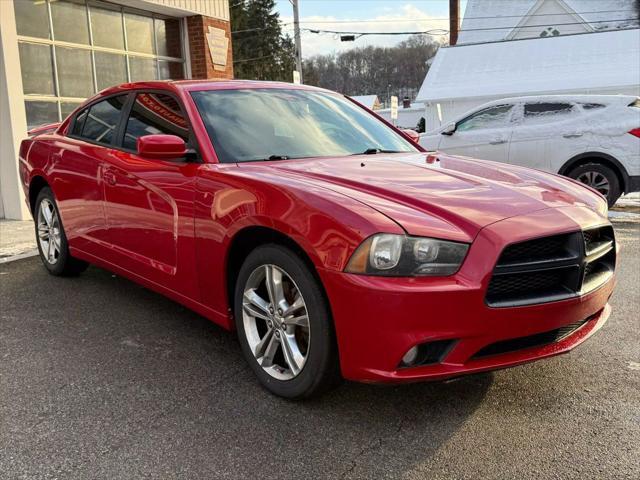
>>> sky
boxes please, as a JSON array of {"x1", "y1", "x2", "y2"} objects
[{"x1": 274, "y1": 0, "x2": 467, "y2": 57}]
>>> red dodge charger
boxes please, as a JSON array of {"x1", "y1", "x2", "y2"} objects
[{"x1": 20, "y1": 80, "x2": 616, "y2": 398}]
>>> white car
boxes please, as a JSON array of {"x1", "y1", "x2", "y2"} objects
[{"x1": 420, "y1": 95, "x2": 640, "y2": 206}]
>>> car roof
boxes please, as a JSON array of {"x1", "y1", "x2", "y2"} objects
[
  {"x1": 478, "y1": 94, "x2": 637, "y2": 108},
  {"x1": 97, "y1": 79, "x2": 335, "y2": 97}
]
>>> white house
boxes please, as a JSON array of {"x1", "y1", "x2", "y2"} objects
[{"x1": 416, "y1": 0, "x2": 640, "y2": 130}]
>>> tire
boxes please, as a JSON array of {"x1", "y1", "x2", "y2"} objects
[
  {"x1": 34, "y1": 187, "x2": 88, "y2": 276},
  {"x1": 234, "y1": 244, "x2": 341, "y2": 399},
  {"x1": 567, "y1": 162, "x2": 621, "y2": 208}
]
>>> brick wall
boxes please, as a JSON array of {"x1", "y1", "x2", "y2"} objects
[{"x1": 186, "y1": 16, "x2": 233, "y2": 80}]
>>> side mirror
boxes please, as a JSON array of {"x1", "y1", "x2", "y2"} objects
[
  {"x1": 441, "y1": 122, "x2": 456, "y2": 136},
  {"x1": 137, "y1": 134, "x2": 187, "y2": 160},
  {"x1": 401, "y1": 129, "x2": 421, "y2": 144}
]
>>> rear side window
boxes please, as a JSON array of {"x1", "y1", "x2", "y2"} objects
[
  {"x1": 523, "y1": 102, "x2": 573, "y2": 125},
  {"x1": 456, "y1": 104, "x2": 514, "y2": 132},
  {"x1": 580, "y1": 103, "x2": 605, "y2": 111},
  {"x1": 76, "y1": 94, "x2": 128, "y2": 145},
  {"x1": 122, "y1": 93, "x2": 189, "y2": 151}
]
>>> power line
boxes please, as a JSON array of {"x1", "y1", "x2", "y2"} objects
[
  {"x1": 293, "y1": 9, "x2": 634, "y2": 24},
  {"x1": 297, "y1": 18, "x2": 638, "y2": 37},
  {"x1": 233, "y1": 53, "x2": 278, "y2": 64}
]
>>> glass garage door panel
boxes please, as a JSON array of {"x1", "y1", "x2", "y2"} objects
[
  {"x1": 19, "y1": 43, "x2": 55, "y2": 96},
  {"x1": 90, "y1": 5, "x2": 125, "y2": 50},
  {"x1": 51, "y1": 0, "x2": 90, "y2": 45},
  {"x1": 56, "y1": 47, "x2": 94, "y2": 98},
  {"x1": 125, "y1": 13, "x2": 155, "y2": 54},
  {"x1": 14, "y1": 0, "x2": 51, "y2": 39},
  {"x1": 25, "y1": 101, "x2": 59, "y2": 130},
  {"x1": 95, "y1": 52, "x2": 127, "y2": 91},
  {"x1": 129, "y1": 57, "x2": 158, "y2": 82}
]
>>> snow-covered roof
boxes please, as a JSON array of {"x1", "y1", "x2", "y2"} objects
[
  {"x1": 458, "y1": 0, "x2": 639, "y2": 44},
  {"x1": 351, "y1": 95, "x2": 380, "y2": 109},
  {"x1": 416, "y1": 29, "x2": 640, "y2": 103}
]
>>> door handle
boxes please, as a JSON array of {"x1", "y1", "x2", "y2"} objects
[
  {"x1": 103, "y1": 170, "x2": 117, "y2": 186},
  {"x1": 563, "y1": 133, "x2": 583, "y2": 138},
  {"x1": 489, "y1": 139, "x2": 507, "y2": 145}
]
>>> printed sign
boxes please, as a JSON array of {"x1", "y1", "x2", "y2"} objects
[
  {"x1": 206, "y1": 26, "x2": 229, "y2": 71},
  {"x1": 292, "y1": 70, "x2": 301, "y2": 84},
  {"x1": 390, "y1": 96, "x2": 398, "y2": 120}
]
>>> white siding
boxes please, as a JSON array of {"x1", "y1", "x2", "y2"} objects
[{"x1": 143, "y1": 0, "x2": 230, "y2": 20}]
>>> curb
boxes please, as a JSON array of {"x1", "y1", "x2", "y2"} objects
[{"x1": 0, "y1": 249, "x2": 39, "y2": 264}]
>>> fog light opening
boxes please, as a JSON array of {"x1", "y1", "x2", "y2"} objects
[{"x1": 401, "y1": 346, "x2": 419, "y2": 366}]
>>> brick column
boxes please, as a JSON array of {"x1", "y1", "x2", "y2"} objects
[{"x1": 186, "y1": 16, "x2": 233, "y2": 80}]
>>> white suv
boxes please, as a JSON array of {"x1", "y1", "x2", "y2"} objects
[{"x1": 420, "y1": 95, "x2": 640, "y2": 206}]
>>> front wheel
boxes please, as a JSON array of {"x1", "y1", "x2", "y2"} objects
[
  {"x1": 567, "y1": 163, "x2": 621, "y2": 207},
  {"x1": 234, "y1": 244, "x2": 341, "y2": 399},
  {"x1": 34, "y1": 187, "x2": 88, "y2": 276}
]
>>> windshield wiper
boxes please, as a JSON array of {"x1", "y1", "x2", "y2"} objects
[
  {"x1": 357, "y1": 148, "x2": 403, "y2": 155},
  {"x1": 250, "y1": 155, "x2": 291, "y2": 161}
]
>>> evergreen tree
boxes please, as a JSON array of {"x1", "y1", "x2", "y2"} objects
[{"x1": 231, "y1": 0, "x2": 296, "y2": 81}]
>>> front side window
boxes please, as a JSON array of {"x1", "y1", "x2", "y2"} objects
[
  {"x1": 77, "y1": 95, "x2": 128, "y2": 145},
  {"x1": 191, "y1": 88, "x2": 417, "y2": 163},
  {"x1": 523, "y1": 103, "x2": 574, "y2": 125},
  {"x1": 123, "y1": 93, "x2": 189, "y2": 151},
  {"x1": 456, "y1": 105, "x2": 514, "y2": 132}
]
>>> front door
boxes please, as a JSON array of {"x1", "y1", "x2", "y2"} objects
[
  {"x1": 439, "y1": 104, "x2": 515, "y2": 163},
  {"x1": 101, "y1": 92, "x2": 199, "y2": 297}
]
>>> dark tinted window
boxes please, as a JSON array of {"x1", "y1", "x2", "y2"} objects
[
  {"x1": 71, "y1": 108, "x2": 88, "y2": 136},
  {"x1": 580, "y1": 103, "x2": 605, "y2": 110},
  {"x1": 80, "y1": 95, "x2": 128, "y2": 144},
  {"x1": 123, "y1": 93, "x2": 189, "y2": 150},
  {"x1": 524, "y1": 103, "x2": 572, "y2": 116}
]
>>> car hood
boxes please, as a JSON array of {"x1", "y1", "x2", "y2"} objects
[{"x1": 247, "y1": 152, "x2": 606, "y2": 243}]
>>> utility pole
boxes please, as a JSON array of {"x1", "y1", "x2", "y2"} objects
[
  {"x1": 291, "y1": 0, "x2": 303, "y2": 83},
  {"x1": 449, "y1": 0, "x2": 460, "y2": 46}
]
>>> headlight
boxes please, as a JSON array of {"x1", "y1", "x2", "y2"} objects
[{"x1": 345, "y1": 234, "x2": 469, "y2": 276}]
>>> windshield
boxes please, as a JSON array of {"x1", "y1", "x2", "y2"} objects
[{"x1": 191, "y1": 88, "x2": 417, "y2": 162}]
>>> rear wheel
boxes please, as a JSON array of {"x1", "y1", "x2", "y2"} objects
[
  {"x1": 234, "y1": 244, "x2": 341, "y2": 399},
  {"x1": 34, "y1": 187, "x2": 88, "y2": 276},
  {"x1": 567, "y1": 162, "x2": 621, "y2": 207}
]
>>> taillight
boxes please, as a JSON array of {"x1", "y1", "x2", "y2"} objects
[{"x1": 629, "y1": 128, "x2": 640, "y2": 138}]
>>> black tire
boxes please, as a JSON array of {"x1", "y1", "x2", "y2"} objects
[
  {"x1": 34, "y1": 187, "x2": 89, "y2": 276},
  {"x1": 234, "y1": 244, "x2": 341, "y2": 399},
  {"x1": 567, "y1": 162, "x2": 621, "y2": 208}
]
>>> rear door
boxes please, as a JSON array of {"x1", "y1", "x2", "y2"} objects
[
  {"x1": 101, "y1": 91, "x2": 199, "y2": 297},
  {"x1": 438, "y1": 104, "x2": 515, "y2": 162},
  {"x1": 508, "y1": 101, "x2": 583, "y2": 171},
  {"x1": 54, "y1": 94, "x2": 129, "y2": 257}
]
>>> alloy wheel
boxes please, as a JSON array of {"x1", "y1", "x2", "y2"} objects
[
  {"x1": 577, "y1": 171, "x2": 610, "y2": 197},
  {"x1": 242, "y1": 264, "x2": 310, "y2": 380},
  {"x1": 37, "y1": 198, "x2": 62, "y2": 265}
]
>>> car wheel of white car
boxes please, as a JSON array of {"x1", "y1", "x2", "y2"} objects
[{"x1": 568, "y1": 163, "x2": 621, "y2": 208}]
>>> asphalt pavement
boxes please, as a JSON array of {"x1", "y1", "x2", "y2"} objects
[{"x1": 1, "y1": 218, "x2": 639, "y2": 479}]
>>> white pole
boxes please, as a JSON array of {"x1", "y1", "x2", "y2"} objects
[{"x1": 292, "y1": 0, "x2": 303, "y2": 83}]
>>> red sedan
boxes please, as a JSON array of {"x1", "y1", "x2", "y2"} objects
[{"x1": 19, "y1": 80, "x2": 616, "y2": 398}]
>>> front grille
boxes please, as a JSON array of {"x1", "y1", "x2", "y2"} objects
[
  {"x1": 472, "y1": 316, "x2": 594, "y2": 359},
  {"x1": 486, "y1": 226, "x2": 615, "y2": 307}
]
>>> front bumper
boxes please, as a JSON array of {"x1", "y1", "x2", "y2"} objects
[{"x1": 319, "y1": 206, "x2": 615, "y2": 383}]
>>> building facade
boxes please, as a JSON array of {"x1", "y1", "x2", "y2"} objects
[{"x1": 1, "y1": 0, "x2": 233, "y2": 220}]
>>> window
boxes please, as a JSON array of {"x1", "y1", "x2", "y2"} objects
[
  {"x1": 123, "y1": 93, "x2": 189, "y2": 151},
  {"x1": 77, "y1": 95, "x2": 128, "y2": 145},
  {"x1": 580, "y1": 103, "x2": 605, "y2": 111},
  {"x1": 15, "y1": 0, "x2": 186, "y2": 129},
  {"x1": 523, "y1": 103, "x2": 574, "y2": 125},
  {"x1": 191, "y1": 89, "x2": 417, "y2": 163},
  {"x1": 457, "y1": 105, "x2": 514, "y2": 132}
]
